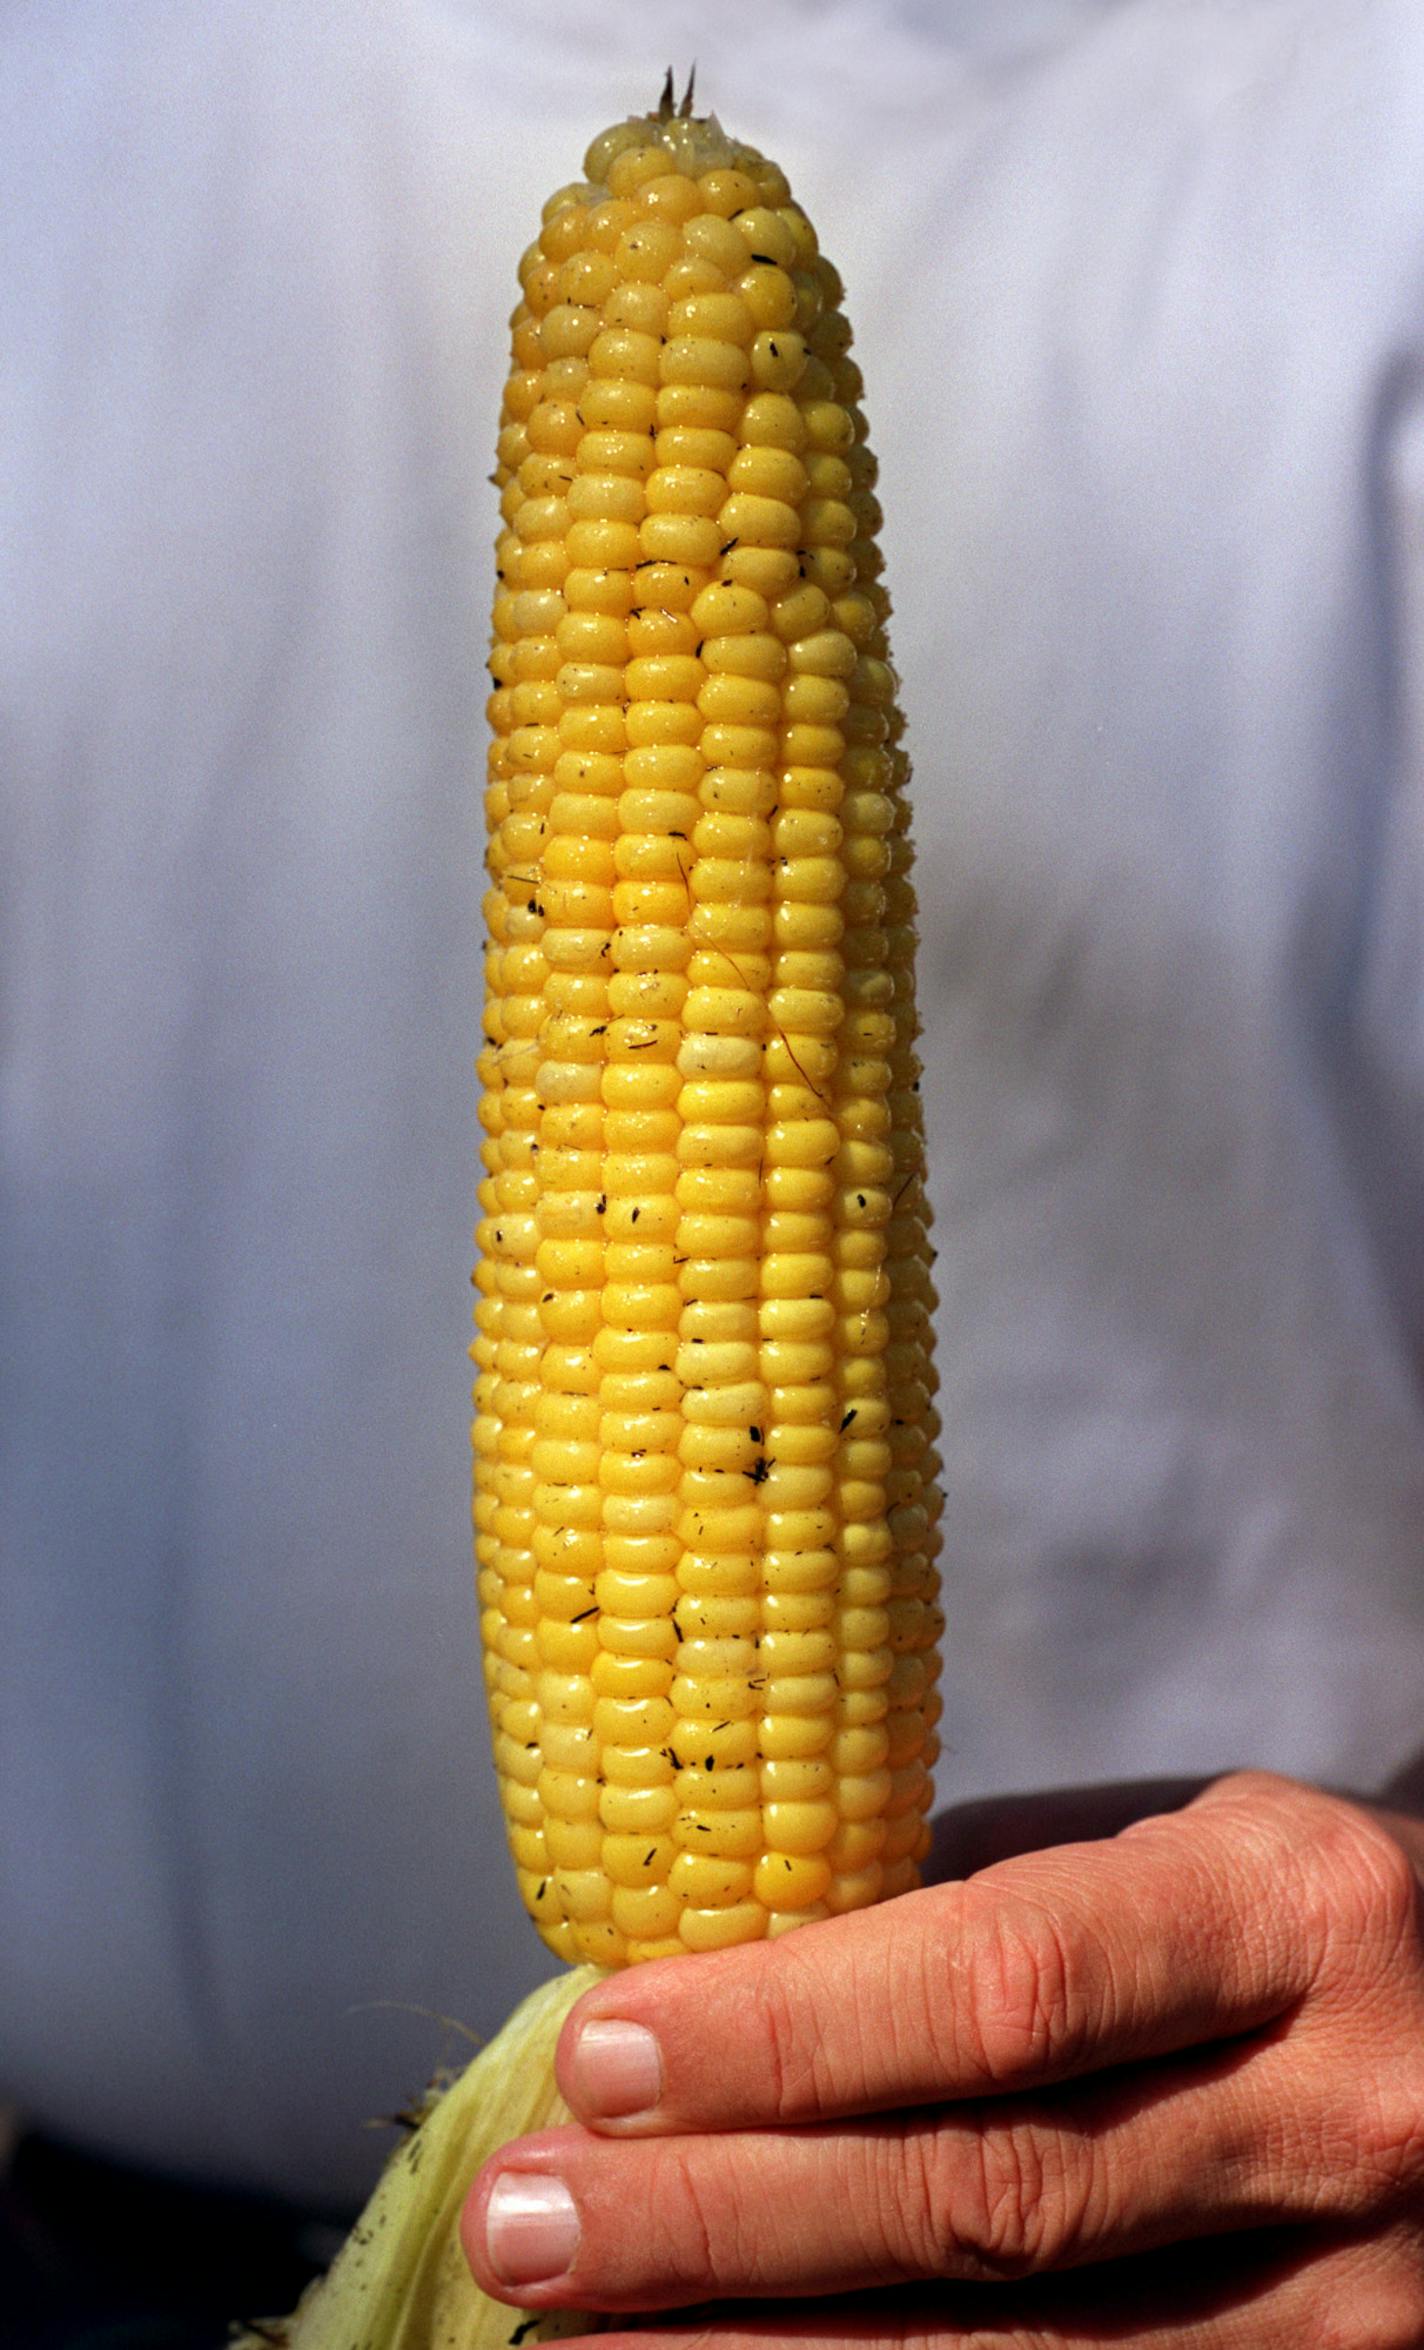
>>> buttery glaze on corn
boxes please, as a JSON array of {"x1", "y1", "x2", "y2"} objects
[{"x1": 474, "y1": 106, "x2": 944, "y2": 1967}]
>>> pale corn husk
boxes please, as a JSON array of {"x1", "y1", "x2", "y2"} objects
[{"x1": 233, "y1": 1969, "x2": 604, "y2": 2350}]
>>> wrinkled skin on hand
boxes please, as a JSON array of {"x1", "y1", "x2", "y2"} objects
[{"x1": 463, "y1": 1771, "x2": 1424, "y2": 2347}]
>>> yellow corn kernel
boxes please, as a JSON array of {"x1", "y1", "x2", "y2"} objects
[{"x1": 477, "y1": 96, "x2": 942, "y2": 1969}]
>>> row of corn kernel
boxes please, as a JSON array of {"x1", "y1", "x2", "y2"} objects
[
  {"x1": 798, "y1": 291, "x2": 930, "y2": 1900},
  {"x1": 544, "y1": 177, "x2": 770, "y2": 1964},
  {"x1": 810, "y1": 541, "x2": 904, "y2": 1912},
  {"x1": 529, "y1": 240, "x2": 644, "y2": 1959},
  {"x1": 827, "y1": 686, "x2": 903, "y2": 1916},
  {"x1": 860, "y1": 489, "x2": 944, "y2": 1869},
  {"x1": 564, "y1": 145, "x2": 789, "y2": 1960},
  {"x1": 473, "y1": 542, "x2": 517, "y2": 1706},
  {"x1": 484, "y1": 152, "x2": 640, "y2": 1954},
  {"x1": 659, "y1": 337, "x2": 779, "y2": 1960},
  {"x1": 709, "y1": 220, "x2": 831, "y2": 1926},
  {"x1": 837, "y1": 348, "x2": 942, "y2": 1888},
  {"x1": 880, "y1": 734, "x2": 945, "y2": 1855},
  {"x1": 833, "y1": 623, "x2": 911, "y2": 1899},
  {"x1": 555, "y1": 274, "x2": 678, "y2": 1966},
  {"x1": 508, "y1": 472, "x2": 577, "y2": 1933},
  {"x1": 598, "y1": 542, "x2": 702, "y2": 1962},
  {"x1": 593, "y1": 550, "x2": 692, "y2": 1962},
  {"x1": 618, "y1": 135, "x2": 838, "y2": 1955},
  {"x1": 492, "y1": 209, "x2": 610, "y2": 1954},
  {"x1": 599, "y1": 145, "x2": 833, "y2": 1954},
  {"x1": 757, "y1": 561, "x2": 852, "y2": 1926},
  {"x1": 478, "y1": 355, "x2": 548, "y2": 1823},
  {"x1": 755, "y1": 261, "x2": 901, "y2": 1922},
  {"x1": 726, "y1": 289, "x2": 847, "y2": 1930},
  {"x1": 589, "y1": 150, "x2": 787, "y2": 1958},
  {"x1": 527, "y1": 691, "x2": 613, "y2": 1957},
  {"x1": 479, "y1": 322, "x2": 567, "y2": 1924},
  {"x1": 538, "y1": 146, "x2": 690, "y2": 1955},
  {"x1": 522, "y1": 156, "x2": 703, "y2": 1961},
  {"x1": 538, "y1": 376, "x2": 635, "y2": 1965},
  {"x1": 587, "y1": 166, "x2": 750, "y2": 1961},
  {"x1": 695, "y1": 547, "x2": 835, "y2": 1935},
  {"x1": 685, "y1": 554, "x2": 789, "y2": 1947}
]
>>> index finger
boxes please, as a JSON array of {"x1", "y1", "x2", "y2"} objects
[{"x1": 556, "y1": 1771, "x2": 1327, "y2": 2133}]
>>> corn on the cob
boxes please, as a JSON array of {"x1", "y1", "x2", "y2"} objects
[
  {"x1": 475, "y1": 97, "x2": 943, "y2": 1970},
  {"x1": 238, "y1": 92, "x2": 942, "y2": 2350}
]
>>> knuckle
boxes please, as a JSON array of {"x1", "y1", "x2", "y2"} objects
[
  {"x1": 1289, "y1": 2063, "x2": 1424, "y2": 2228},
  {"x1": 957, "y1": 1887, "x2": 1090, "y2": 2088},
  {"x1": 1329, "y1": 1807, "x2": 1423, "y2": 1965},
  {"x1": 918, "y1": 2113, "x2": 1091, "y2": 2281},
  {"x1": 1209, "y1": 1775, "x2": 1423, "y2": 1984},
  {"x1": 958, "y1": 2127, "x2": 1047, "y2": 2277},
  {"x1": 1207, "y1": 1765, "x2": 1304, "y2": 1811},
  {"x1": 1199, "y1": 1772, "x2": 1334, "y2": 1959},
  {"x1": 1326, "y1": 2253, "x2": 1424, "y2": 2350},
  {"x1": 1358, "y1": 2068, "x2": 1424, "y2": 2210},
  {"x1": 1321, "y1": 1798, "x2": 1416, "y2": 1963}
]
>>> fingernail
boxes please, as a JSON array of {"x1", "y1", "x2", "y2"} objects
[
  {"x1": 570, "y1": 2017, "x2": 663, "y2": 2119},
  {"x1": 484, "y1": 2172, "x2": 580, "y2": 2287}
]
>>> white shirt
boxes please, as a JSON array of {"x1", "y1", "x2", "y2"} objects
[{"x1": 3, "y1": 0, "x2": 1421, "y2": 2207}]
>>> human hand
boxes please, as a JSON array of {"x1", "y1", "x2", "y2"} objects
[{"x1": 461, "y1": 1771, "x2": 1424, "y2": 2344}]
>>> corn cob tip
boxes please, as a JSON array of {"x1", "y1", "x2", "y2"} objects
[{"x1": 655, "y1": 64, "x2": 697, "y2": 122}]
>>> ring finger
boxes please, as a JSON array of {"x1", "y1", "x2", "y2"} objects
[{"x1": 463, "y1": 2041, "x2": 1342, "y2": 2312}]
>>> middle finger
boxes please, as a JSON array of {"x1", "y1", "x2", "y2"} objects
[{"x1": 556, "y1": 1790, "x2": 1320, "y2": 2138}]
